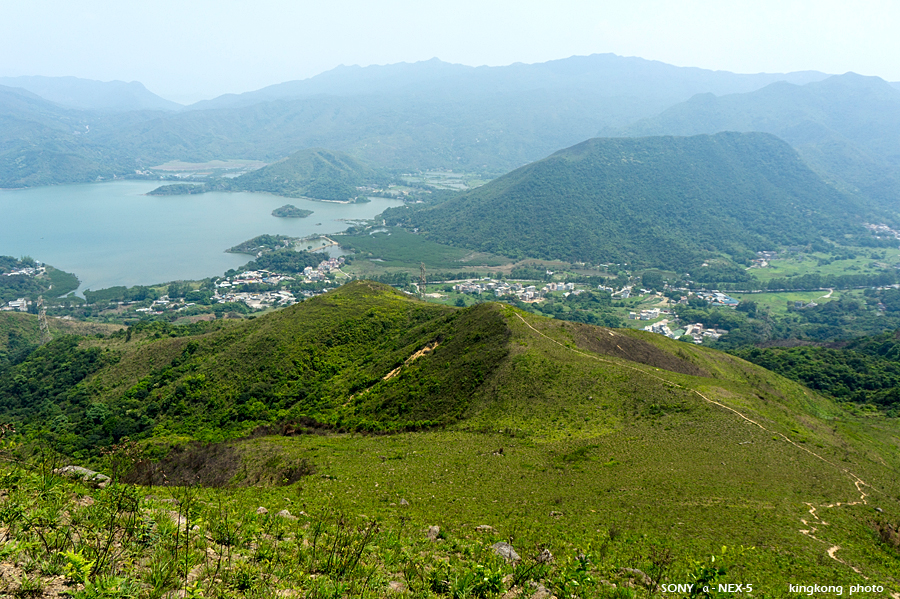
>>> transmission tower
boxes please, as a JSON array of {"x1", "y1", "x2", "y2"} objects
[
  {"x1": 37, "y1": 296, "x2": 51, "y2": 345},
  {"x1": 419, "y1": 263, "x2": 427, "y2": 300}
]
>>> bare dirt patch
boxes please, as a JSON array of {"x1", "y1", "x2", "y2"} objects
[{"x1": 564, "y1": 322, "x2": 710, "y2": 377}]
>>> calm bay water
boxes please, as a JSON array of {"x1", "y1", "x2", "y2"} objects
[{"x1": 0, "y1": 181, "x2": 401, "y2": 294}]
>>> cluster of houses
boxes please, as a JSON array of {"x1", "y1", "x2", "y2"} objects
[
  {"x1": 641, "y1": 318, "x2": 726, "y2": 343},
  {"x1": 213, "y1": 289, "x2": 298, "y2": 310},
  {"x1": 628, "y1": 308, "x2": 666, "y2": 320},
  {"x1": 1, "y1": 264, "x2": 45, "y2": 311},
  {"x1": 212, "y1": 256, "x2": 346, "y2": 291},
  {"x1": 2, "y1": 298, "x2": 30, "y2": 312},
  {"x1": 452, "y1": 279, "x2": 578, "y2": 301},
  {"x1": 749, "y1": 250, "x2": 778, "y2": 269},
  {"x1": 303, "y1": 256, "x2": 345, "y2": 281},
  {"x1": 695, "y1": 291, "x2": 740, "y2": 307},
  {"x1": 2, "y1": 264, "x2": 45, "y2": 278},
  {"x1": 215, "y1": 270, "x2": 293, "y2": 289},
  {"x1": 865, "y1": 223, "x2": 900, "y2": 240}
]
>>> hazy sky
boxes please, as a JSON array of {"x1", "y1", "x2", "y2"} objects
[{"x1": 2, "y1": 0, "x2": 898, "y2": 104}]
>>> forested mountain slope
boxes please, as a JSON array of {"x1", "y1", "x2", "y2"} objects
[
  {"x1": 610, "y1": 73, "x2": 900, "y2": 209},
  {"x1": 390, "y1": 132, "x2": 871, "y2": 268},
  {"x1": 216, "y1": 148, "x2": 385, "y2": 200}
]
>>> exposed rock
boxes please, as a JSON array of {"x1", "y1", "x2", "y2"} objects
[
  {"x1": 530, "y1": 584, "x2": 551, "y2": 599},
  {"x1": 76, "y1": 496, "x2": 95, "y2": 508},
  {"x1": 492, "y1": 541, "x2": 521, "y2": 563},
  {"x1": 501, "y1": 587, "x2": 522, "y2": 599},
  {"x1": 388, "y1": 581, "x2": 406, "y2": 592},
  {"x1": 549, "y1": 511, "x2": 562, "y2": 518},
  {"x1": 256, "y1": 506, "x2": 269, "y2": 515},
  {"x1": 619, "y1": 567, "x2": 652, "y2": 588},
  {"x1": 426, "y1": 525, "x2": 441, "y2": 541},
  {"x1": 54, "y1": 465, "x2": 111, "y2": 488},
  {"x1": 876, "y1": 507, "x2": 884, "y2": 513},
  {"x1": 475, "y1": 525, "x2": 496, "y2": 533},
  {"x1": 400, "y1": 498, "x2": 410, "y2": 506},
  {"x1": 536, "y1": 548, "x2": 554, "y2": 563},
  {"x1": 276, "y1": 509, "x2": 298, "y2": 520}
]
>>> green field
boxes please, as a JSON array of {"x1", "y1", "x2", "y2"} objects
[
  {"x1": 338, "y1": 228, "x2": 510, "y2": 270},
  {"x1": 748, "y1": 246, "x2": 900, "y2": 285}
]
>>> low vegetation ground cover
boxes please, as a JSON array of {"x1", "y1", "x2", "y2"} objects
[
  {"x1": 2, "y1": 284, "x2": 900, "y2": 596},
  {"x1": 337, "y1": 228, "x2": 509, "y2": 270}
]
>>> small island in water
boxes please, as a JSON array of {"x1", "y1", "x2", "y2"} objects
[
  {"x1": 272, "y1": 204, "x2": 313, "y2": 218},
  {"x1": 146, "y1": 184, "x2": 206, "y2": 196}
]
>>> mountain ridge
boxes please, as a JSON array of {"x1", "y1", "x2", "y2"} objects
[
  {"x1": 390, "y1": 132, "x2": 873, "y2": 268},
  {"x1": 0, "y1": 75, "x2": 182, "y2": 112},
  {"x1": 608, "y1": 72, "x2": 900, "y2": 209}
]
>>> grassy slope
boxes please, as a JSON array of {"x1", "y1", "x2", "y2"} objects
[
  {"x1": 0, "y1": 311, "x2": 122, "y2": 354},
  {"x1": 225, "y1": 305, "x2": 900, "y2": 585},
  {"x1": 5, "y1": 283, "x2": 900, "y2": 588},
  {"x1": 223, "y1": 147, "x2": 382, "y2": 200}
]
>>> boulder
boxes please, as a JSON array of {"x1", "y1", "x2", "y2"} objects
[
  {"x1": 276, "y1": 509, "x2": 298, "y2": 521},
  {"x1": 426, "y1": 525, "x2": 441, "y2": 541},
  {"x1": 492, "y1": 541, "x2": 521, "y2": 563},
  {"x1": 256, "y1": 507, "x2": 269, "y2": 515},
  {"x1": 475, "y1": 525, "x2": 496, "y2": 533},
  {"x1": 530, "y1": 584, "x2": 551, "y2": 599},
  {"x1": 619, "y1": 567, "x2": 652, "y2": 588},
  {"x1": 54, "y1": 465, "x2": 111, "y2": 488}
]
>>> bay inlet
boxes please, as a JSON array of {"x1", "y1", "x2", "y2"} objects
[{"x1": 0, "y1": 181, "x2": 402, "y2": 294}]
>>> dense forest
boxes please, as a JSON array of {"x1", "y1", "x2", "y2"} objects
[
  {"x1": 733, "y1": 330, "x2": 900, "y2": 415},
  {"x1": 389, "y1": 133, "x2": 873, "y2": 269}
]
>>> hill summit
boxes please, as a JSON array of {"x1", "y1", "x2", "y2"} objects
[
  {"x1": 219, "y1": 148, "x2": 382, "y2": 201},
  {"x1": 3, "y1": 282, "x2": 900, "y2": 584},
  {"x1": 390, "y1": 132, "x2": 868, "y2": 268}
]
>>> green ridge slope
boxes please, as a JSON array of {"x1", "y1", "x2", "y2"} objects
[
  {"x1": 219, "y1": 147, "x2": 382, "y2": 201},
  {"x1": 390, "y1": 132, "x2": 870, "y2": 268},
  {"x1": 1, "y1": 282, "x2": 900, "y2": 586}
]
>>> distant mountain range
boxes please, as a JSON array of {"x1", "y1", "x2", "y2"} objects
[
  {"x1": 187, "y1": 54, "x2": 828, "y2": 111},
  {"x1": 4, "y1": 56, "x2": 900, "y2": 225},
  {"x1": 0, "y1": 54, "x2": 838, "y2": 188},
  {"x1": 390, "y1": 132, "x2": 872, "y2": 269},
  {"x1": 607, "y1": 73, "x2": 900, "y2": 210},
  {"x1": 0, "y1": 75, "x2": 181, "y2": 112}
]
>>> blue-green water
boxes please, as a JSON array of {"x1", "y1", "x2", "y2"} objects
[{"x1": 0, "y1": 181, "x2": 401, "y2": 294}]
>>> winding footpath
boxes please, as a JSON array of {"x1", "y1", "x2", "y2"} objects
[{"x1": 512, "y1": 312, "x2": 877, "y2": 577}]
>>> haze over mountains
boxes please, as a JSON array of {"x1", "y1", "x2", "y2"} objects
[
  {"x1": 389, "y1": 132, "x2": 870, "y2": 268},
  {"x1": 608, "y1": 72, "x2": 900, "y2": 208},
  {"x1": 0, "y1": 53, "x2": 856, "y2": 188},
  {"x1": 0, "y1": 76, "x2": 181, "y2": 112}
]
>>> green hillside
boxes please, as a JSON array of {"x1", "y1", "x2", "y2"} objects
[
  {"x1": 390, "y1": 132, "x2": 871, "y2": 269},
  {"x1": 217, "y1": 148, "x2": 384, "y2": 201},
  {"x1": 612, "y1": 73, "x2": 900, "y2": 209},
  {"x1": 3, "y1": 282, "x2": 900, "y2": 591},
  {"x1": 2, "y1": 282, "x2": 900, "y2": 593}
]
